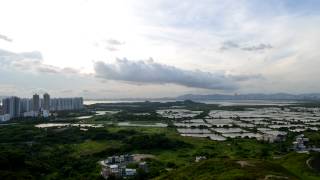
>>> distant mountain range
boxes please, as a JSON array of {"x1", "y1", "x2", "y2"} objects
[{"x1": 176, "y1": 93, "x2": 320, "y2": 101}]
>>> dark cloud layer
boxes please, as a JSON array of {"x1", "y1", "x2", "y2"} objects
[
  {"x1": 228, "y1": 74, "x2": 263, "y2": 81},
  {"x1": 94, "y1": 58, "x2": 260, "y2": 90}
]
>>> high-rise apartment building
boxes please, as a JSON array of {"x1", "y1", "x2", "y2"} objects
[
  {"x1": 2, "y1": 98, "x2": 10, "y2": 115},
  {"x1": 1, "y1": 93, "x2": 83, "y2": 120},
  {"x1": 50, "y1": 97, "x2": 83, "y2": 111},
  {"x1": 43, "y1": 93, "x2": 50, "y2": 110},
  {"x1": 20, "y1": 98, "x2": 32, "y2": 113},
  {"x1": 2, "y1": 96, "x2": 21, "y2": 118},
  {"x1": 32, "y1": 94, "x2": 40, "y2": 111}
]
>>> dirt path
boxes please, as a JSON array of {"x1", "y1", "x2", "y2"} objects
[
  {"x1": 306, "y1": 157, "x2": 314, "y2": 170},
  {"x1": 237, "y1": 160, "x2": 251, "y2": 167},
  {"x1": 133, "y1": 154, "x2": 156, "y2": 161},
  {"x1": 263, "y1": 175, "x2": 289, "y2": 180}
]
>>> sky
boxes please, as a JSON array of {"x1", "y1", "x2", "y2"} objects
[{"x1": 0, "y1": 0, "x2": 320, "y2": 99}]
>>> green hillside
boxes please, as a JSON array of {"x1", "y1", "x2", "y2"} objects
[{"x1": 157, "y1": 158, "x2": 298, "y2": 180}]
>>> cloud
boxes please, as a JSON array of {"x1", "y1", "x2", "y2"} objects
[
  {"x1": 94, "y1": 58, "x2": 261, "y2": 90},
  {"x1": 220, "y1": 41, "x2": 272, "y2": 52},
  {"x1": 228, "y1": 74, "x2": 264, "y2": 81},
  {"x1": 105, "y1": 47, "x2": 119, "y2": 51},
  {"x1": 0, "y1": 34, "x2": 12, "y2": 42},
  {"x1": 94, "y1": 38, "x2": 125, "y2": 51},
  {"x1": 0, "y1": 49, "x2": 42, "y2": 66},
  {"x1": 105, "y1": 39, "x2": 125, "y2": 45},
  {"x1": 36, "y1": 66, "x2": 59, "y2": 74},
  {"x1": 0, "y1": 49, "x2": 45, "y2": 72},
  {"x1": 220, "y1": 41, "x2": 240, "y2": 50},
  {"x1": 0, "y1": 84, "x2": 18, "y2": 95},
  {"x1": 104, "y1": 39, "x2": 124, "y2": 51},
  {"x1": 60, "y1": 89, "x2": 74, "y2": 94},
  {"x1": 61, "y1": 67, "x2": 80, "y2": 74},
  {"x1": 241, "y1": 43, "x2": 272, "y2": 51},
  {"x1": 0, "y1": 48, "x2": 80, "y2": 75}
]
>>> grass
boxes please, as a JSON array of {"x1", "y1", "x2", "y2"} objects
[
  {"x1": 72, "y1": 140, "x2": 123, "y2": 156},
  {"x1": 99, "y1": 126, "x2": 320, "y2": 179},
  {"x1": 276, "y1": 152, "x2": 320, "y2": 180},
  {"x1": 156, "y1": 158, "x2": 299, "y2": 180},
  {"x1": 304, "y1": 131, "x2": 320, "y2": 146}
]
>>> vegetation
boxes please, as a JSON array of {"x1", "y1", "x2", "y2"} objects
[
  {"x1": 1, "y1": 101, "x2": 320, "y2": 179},
  {"x1": 157, "y1": 158, "x2": 298, "y2": 180}
]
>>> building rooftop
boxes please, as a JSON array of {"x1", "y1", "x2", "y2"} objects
[{"x1": 109, "y1": 165, "x2": 118, "y2": 169}]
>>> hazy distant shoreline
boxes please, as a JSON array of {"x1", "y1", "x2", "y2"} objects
[
  {"x1": 84, "y1": 99, "x2": 303, "y2": 106},
  {"x1": 83, "y1": 93, "x2": 320, "y2": 106}
]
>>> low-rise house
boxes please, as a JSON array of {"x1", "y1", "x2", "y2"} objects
[
  {"x1": 0, "y1": 114, "x2": 10, "y2": 121},
  {"x1": 195, "y1": 156, "x2": 207, "y2": 162},
  {"x1": 293, "y1": 134, "x2": 309, "y2": 152},
  {"x1": 104, "y1": 154, "x2": 134, "y2": 165},
  {"x1": 101, "y1": 154, "x2": 146, "y2": 179},
  {"x1": 109, "y1": 164, "x2": 119, "y2": 174},
  {"x1": 139, "y1": 162, "x2": 148, "y2": 172},
  {"x1": 125, "y1": 168, "x2": 137, "y2": 176}
]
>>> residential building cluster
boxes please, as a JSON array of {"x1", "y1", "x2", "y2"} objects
[
  {"x1": 292, "y1": 134, "x2": 309, "y2": 152},
  {"x1": 0, "y1": 93, "x2": 83, "y2": 121},
  {"x1": 100, "y1": 154, "x2": 148, "y2": 179},
  {"x1": 292, "y1": 134, "x2": 320, "y2": 153}
]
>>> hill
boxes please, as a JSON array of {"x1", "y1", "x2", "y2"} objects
[{"x1": 157, "y1": 158, "x2": 298, "y2": 180}]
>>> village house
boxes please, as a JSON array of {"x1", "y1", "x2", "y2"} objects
[
  {"x1": 100, "y1": 154, "x2": 148, "y2": 179},
  {"x1": 195, "y1": 156, "x2": 207, "y2": 162},
  {"x1": 293, "y1": 134, "x2": 309, "y2": 152}
]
